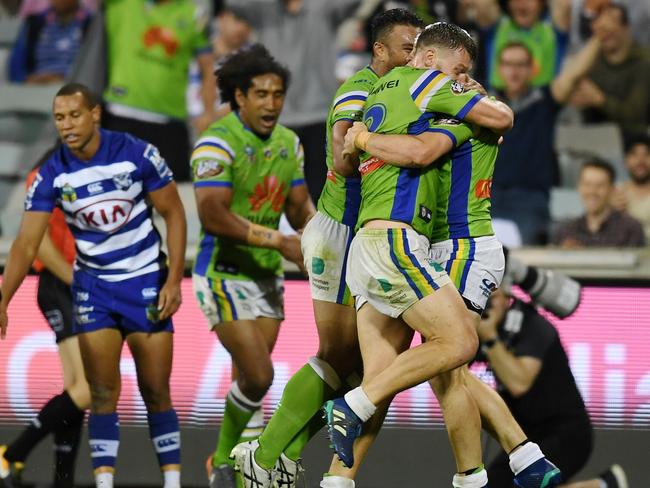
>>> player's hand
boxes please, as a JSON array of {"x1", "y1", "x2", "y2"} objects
[
  {"x1": 343, "y1": 122, "x2": 367, "y2": 158},
  {"x1": 157, "y1": 280, "x2": 182, "y2": 321},
  {"x1": 456, "y1": 74, "x2": 487, "y2": 96},
  {"x1": 279, "y1": 234, "x2": 307, "y2": 275}
]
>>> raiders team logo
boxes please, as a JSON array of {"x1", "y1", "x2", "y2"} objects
[
  {"x1": 113, "y1": 171, "x2": 133, "y2": 190},
  {"x1": 264, "y1": 148, "x2": 272, "y2": 160},
  {"x1": 280, "y1": 148, "x2": 288, "y2": 159},
  {"x1": 195, "y1": 160, "x2": 223, "y2": 179},
  {"x1": 450, "y1": 80, "x2": 465, "y2": 95},
  {"x1": 244, "y1": 145, "x2": 256, "y2": 163}
]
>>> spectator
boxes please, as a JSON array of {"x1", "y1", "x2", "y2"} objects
[
  {"x1": 491, "y1": 37, "x2": 601, "y2": 244},
  {"x1": 187, "y1": 5, "x2": 252, "y2": 122},
  {"x1": 102, "y1": 0, "x2": 216, "y2": 182},
  {"x1": 612, "y1": 134, "x2": 650, "y2": 242},
  {"x1": 476, "y1": 287, "x2": 629, "y2": 488},
  {"x1": 553, "y1": 160, "x2": 645, "y2": 247},
  {"x1": 226, "y1": 0, "x2": 361, "y2": 203},
  {"x1": 8, "y1": 0, "x2": 92, "y2": 83},
  {"x1": 465, "y1": 0, "x2": 571, "y2": 89},
  {"x1": 569, "y1": 3, "x2": 650, "y2": 135}
]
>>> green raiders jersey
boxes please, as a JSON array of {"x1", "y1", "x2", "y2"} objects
[
  {"x1": 428, "y1": 120, "x2": 499, "y2": 242},
  {"x1": 356, "y1": 66, "x2": 484, "y2": 236},
  {"x1": 318, "y1": 66, "x2": 379, "y2": 226},
  {"x1": 104, "y1": 0, "x2": 210, "y2": 119},
  {"x1": 191, "y1": 112, "x2": 305, "y2": 281}
]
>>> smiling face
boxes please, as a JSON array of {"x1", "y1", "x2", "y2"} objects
[
  {"x1": 374, "y1": 24, "x2": 421, "y2": 73},
  {"x1": 53, "y1": 92, "x2": 100, "y2": 157},
  {"x1": 625, "y1": 143, "x2": 650, "y2": 185},
  {"x1": 578, "y1": 165, "x2": 614, "y2": 216},
  {"x1": 498, "y1": 44, "x2": 533, "y2": 94},
  {"x1": 508, "y1": 0, "x2": 544, "y2": 28},
  {"x1": 236, "y1": 73, "x2": 286, "y2": 136}
]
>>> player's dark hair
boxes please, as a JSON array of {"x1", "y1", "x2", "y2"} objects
[
  {"x1": 216, "y1": 43, "x2": 290, "y2": 110},
  {"x1": 498, "y1": 40, "x2": 533, "y2": 64},
  {"x1": 55, "y1": 83, "x2": 99, "y2": 109},
  {"x1": 370, "y1": 8, "x2": 425, "y2": 45},
  {"x1": 581, "y1": 158, "x2": 616, "y2": 184},
  {"x1": 415, "y1": 22, "x2": 478, "y2": 61}
]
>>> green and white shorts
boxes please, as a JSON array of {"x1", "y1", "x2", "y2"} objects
[
  {"x1": 192, "y1": 274, "x2": 284, "y2": 328},
  {"x1": 429, "y1": 235, "x2": 504, "y2": 313},
  {"x1": 300, "y1": 211, "x2": 354, "y2": 306},
  {"x1": 346, "y1": 227, "x2": 451, "y2": 318}
]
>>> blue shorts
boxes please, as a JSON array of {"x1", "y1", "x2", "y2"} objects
[{"x1": 71, "y1": 269, "x2": 174, "y2": 335}]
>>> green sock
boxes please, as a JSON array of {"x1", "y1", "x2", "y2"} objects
[
  {"x1": 237, "y1": 407, "x2": 264, "y2": 443},
  {"x1": 283, "y1": 411, "x2": 326, "y2": 461},
  {"x1": 255, "y1": 363, "x2": 336, "y2": 469},
  {"x1": 212, "y1": 390, "x2": 257, "y2": 466}
]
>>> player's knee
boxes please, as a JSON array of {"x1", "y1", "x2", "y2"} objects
[
  {"x1": 88, "y1": 382, "x2": 119, "y2": 413},
  {"x1": 68, "y1": 381, "x2": 91, "y2": 410},
  {"x1": 455, "y1": 317, "x2": 479, "y2": 363},
  {"x1": 239, "y1": 366, "x2": 274, "y2": 401},
  {"x1": 316, "y1": 343, "x2": 361, "y2": 378}
]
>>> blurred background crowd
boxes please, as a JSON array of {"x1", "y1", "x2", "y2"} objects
[{"x1": 0, "y1": 0, "x2": 648, "y2": 250}]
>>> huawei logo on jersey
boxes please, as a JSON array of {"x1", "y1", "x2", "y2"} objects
[
  {"x1": 143, "y1": 26, "x2": 179, "y2": 56},
  {"x1": 359, "y1": 156, "x2": 386, "y2": 176},
  {"x1": 74, "y1": 199, "x2": 134, "y2": 233},
  {"x1": 249, "y1": 175, "x2": 286, "y2": 212},
  {"x1": 475, "y1": 179, "x2": 492, "y2": 199}
]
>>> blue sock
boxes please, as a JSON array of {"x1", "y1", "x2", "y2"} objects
[
  {"x1": 148, "y1": 409, "x2": 181, "y2": 467},
  {"x1": 88, "y1": 413, "x2": 119, "y2": 469}
]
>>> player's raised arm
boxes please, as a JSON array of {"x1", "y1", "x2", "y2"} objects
[{"x1": 1, "y1": 211, "x2": 51, "y2": 338}]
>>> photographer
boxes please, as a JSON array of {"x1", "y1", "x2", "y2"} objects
[{"x1": 477, "y1": 287, "x2": 627, "y2": 488}]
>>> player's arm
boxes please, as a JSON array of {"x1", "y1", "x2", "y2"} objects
[
  {"x1": 284, "y1": 183, "x2": 316, "y2": 231},
  {"x1": 332, "y1": 119, "x2": 361, "y2": 177},
  {"x1": 149, "y1": 182, "x2": 187, "y2": 320},
  {"x1": 464, "y1": 96, "x2": 513, "y2": 134},
  {"x1": 550, "y1": 36, "x2": 601, "y2": 104},
  {"x1": 1, "y1": 211, "x2": 51, "y2": 339},
  {"x1": 37, "y1": 231, "x2": 73, "y2": 285},
  {"x1": 195, "y1": 186, "x2": 304, "y2": 269},
  {"x1": 344, "y1": 122, "x2": 458, "y2": 167}
]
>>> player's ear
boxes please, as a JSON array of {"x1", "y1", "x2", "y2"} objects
[
  {"x1": 373, "y1": 41, "x2": 386, "y2": 62},
  {"x1": 91, "y1": 104, "x2": 101, "y2": 124},
  {"x1": 234, "y1": 87, "x2": 247, "y2": 108}
]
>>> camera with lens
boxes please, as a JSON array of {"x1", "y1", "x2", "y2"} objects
[{"x1": 502, "y1": 248, "x2": 582, "y2": 319}]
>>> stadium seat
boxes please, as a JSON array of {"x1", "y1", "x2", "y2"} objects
[{"x1": 555, "y1": 123, "x2": 625, "y2": 187}]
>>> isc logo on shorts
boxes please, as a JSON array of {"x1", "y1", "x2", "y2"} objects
[{"x1": 74, "y1": 199, "x2": 134, "y2": 233}]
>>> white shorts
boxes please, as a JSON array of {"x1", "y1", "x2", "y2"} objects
[
  {"x1": 192, "y1": 274, "x2": 284, "y2": 328},
  {"x1": 300, "y1": 211, "x2": 354, "y2": 306},
  {"x1": 346, "y1": 227, "x2": 451, "y2": 318},
  {"x1": 429, "y1": 235, "x2": 504, "y2": 312}
]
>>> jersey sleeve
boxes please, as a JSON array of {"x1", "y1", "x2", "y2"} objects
[
  {"x1": 25, "y1": 163, "x2": 56, "y2": 212},
  {"x1": 140, "y1": 143, "x2": 174, "y2": 192},
  {"x1": 427, "y1": 119, "x2": 474, "y2": 148},
  {"x1": 330, "y1": 86, "x2": 369, "y2": 125},
  {"x1": 291, "y1": 134, "x2": 306, "y2": 187},
  {"x1": 190, "y1": 133, "x2": 235, "y2": 188},
  {"x1": 411, "y1": 70, "x2": 484, "y2": 119}
]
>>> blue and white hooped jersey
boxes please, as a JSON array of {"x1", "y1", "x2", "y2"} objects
[{"x1": 26, "y1": 129, "x2": 174, "y2": 282}]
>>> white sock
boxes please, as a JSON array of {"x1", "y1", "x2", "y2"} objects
[
  {"x1": 343, "y1": 387, "x2": 376, "y2": 422},
  {"x1": 452, "y1": 469, "x2": 488, "y2": 488},
  {"x1": 320, "y1": 475, "x2": 356, "y2": 487},
  {"x1": 163, "y1": 469, "x2": 181, "y2": 488},
  {"x1": 509, "y1": 441, "x2": 544, "y2": 475},
  {"x1": 598, "y1": 481, "x2": 607, "y2": 488},
  {"x1": 96, "y1": 472, "x2": 114, "y2": 488}
]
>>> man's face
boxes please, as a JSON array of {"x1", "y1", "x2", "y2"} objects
[
  {"x1": 578, "y1": 166, "x2": 614, "y2": 215},
  {"x1": 408, "y1": 45, "x2": 472, "y2": 79},
  {"x1": 625, "y1": 143, "x2": 650, "y2": 185},
  {"x1": 236, "y1": 73, "x2": 286, "y2": 136},
  {"x1": 377, "y1": 24, "x2": 420, "y2": 71},
  {"x1": 498, "y1": 46, "x2": 533, "y2": 93},
  {"x1": 508, "y1": 0, "x2": 543, "y2": 28},
  {"x1": 592, "y1": 6, "x2": 628, "y2": 54},
  {"x1": 53, "y1": 92, "x2": 100, "y2": 153},
  {"x1": 50, "y1": 0, "x2": 77, "y2": 15},
  {"x1": 217, "y1": 11, "x2": 251, "y2": 49}
]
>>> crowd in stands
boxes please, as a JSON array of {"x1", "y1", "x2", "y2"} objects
[{"x1": 1, "y1": 0, "x2": 649, "y2": 248}]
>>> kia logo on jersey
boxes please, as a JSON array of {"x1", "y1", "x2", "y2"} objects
[{"x1": 74, "y1": 199, "x2": 134, "y2": 233}]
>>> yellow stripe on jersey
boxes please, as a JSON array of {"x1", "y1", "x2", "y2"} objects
[
  {"x1": 412, "y1": 72, "x2": 449, "y2": 111},
  {"x1": 190, "y1": 146, "x2": 232, "y2": 165},
  {"x1": 333, "y1": 100, "x2": 365, "y2": 114}
]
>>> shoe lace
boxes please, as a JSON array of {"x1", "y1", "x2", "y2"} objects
[{"x1": 244, "y1": 450, "x2": 269, "y2": 488}]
